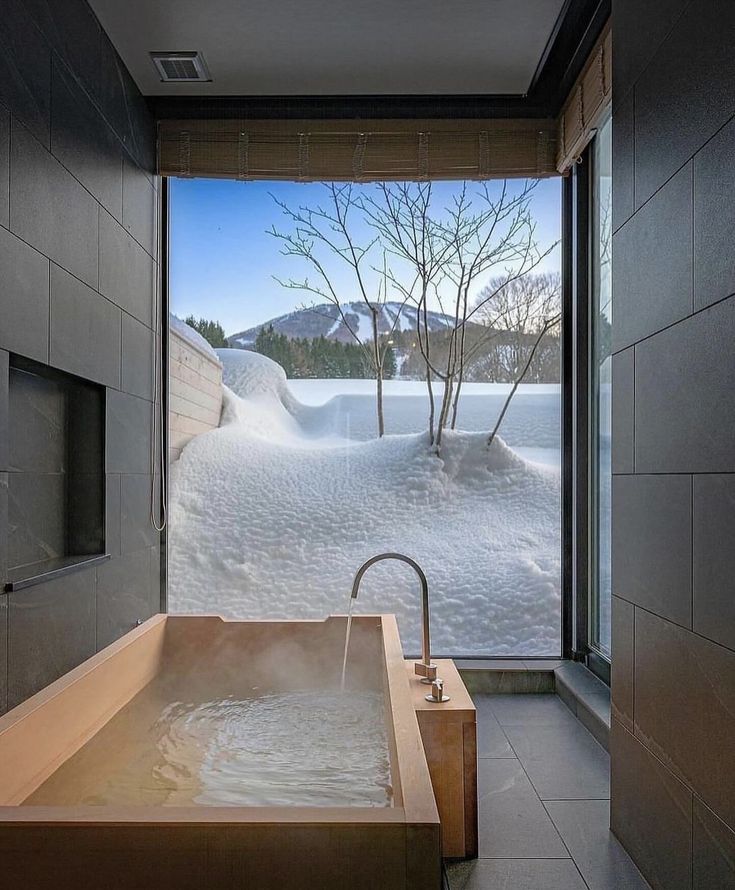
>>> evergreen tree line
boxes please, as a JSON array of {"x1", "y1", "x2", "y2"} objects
[
  {"x1": 181, "y1": 313, "x2": 562, "y2": 383},
  {"x1": 391, "y1": 327, "x2": 561, "y2": 384},
  {"x1": 181, "y1": 311, "x2": 561, "y2": 383},
  {"x1": 184, "y1": 316, "x2": 228, "y2": 348},
  {"x1": 254, "y1": 325, "x2": 397, "y2": 379}
]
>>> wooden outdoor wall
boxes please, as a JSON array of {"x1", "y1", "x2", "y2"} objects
[{"x1": 169, "y1": 329, "x2": 223, "y2": 463}]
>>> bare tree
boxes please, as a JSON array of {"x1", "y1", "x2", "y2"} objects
[
  {"x1": 470, "y1": 272, "x2": 561, "y2": 381},
  {"x1": 438, "y1": 183, "x2": 560, "y2": 440},
  {"x1": 270, "y1": 180, "x2": 559, "y2": 452},
  {"x1": 360, "y1": 182, "x2": 453, "y2": 445},
  {"x1": 269, "y1": 183, "x2": 405, "y2": 437},
  {"x1": 363, "y1": 180, "x2": 557, "y2": 449},
  {"x1": 486, "y1": 313, "x2": 560, "y2": 449}
]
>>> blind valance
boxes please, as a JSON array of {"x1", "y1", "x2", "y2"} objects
[
  {"x1": 556, "y1": 22, "x2": 612, "y2": 172},
  {"x1": 158, "y1": 117, "x2": 559, "y2": 182}
]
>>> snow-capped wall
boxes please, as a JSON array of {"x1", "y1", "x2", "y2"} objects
[{"x1": 169, "y1": 316, "x2": 223, "y2": 462}]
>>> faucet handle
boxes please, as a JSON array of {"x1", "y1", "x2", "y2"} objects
[
  {"x1": 414, "y1": 660, "x2": 438, "y2": 682},
  {"x1": 425, "y1": 676, "x2": 451, "y2": 703}
]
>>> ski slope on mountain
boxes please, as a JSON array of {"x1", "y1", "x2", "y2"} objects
[{"x1": 227, "y1": 300, "x2": 463, "y2": 347}]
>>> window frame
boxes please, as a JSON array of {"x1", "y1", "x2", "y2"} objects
[
  {"x1": 588, "y1": 110, "x2": 613, "y2": 662},
  {"x1": 562, "y1": 114, "x2": 612, "y2": 685}
]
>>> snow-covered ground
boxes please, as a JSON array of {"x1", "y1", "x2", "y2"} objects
[
  {"x1": 289, "y1": 378, "x2": 561, "y2": 462},
  {"x1": 168, "y1": 350, "x2": 562, "y2": 656},
  {"x1": 288, "y1": 378, "x2": 561, "y2": 402}
]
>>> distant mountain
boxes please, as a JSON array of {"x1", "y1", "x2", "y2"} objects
[
  {"x1": 227, "y1": 301, "x2": 466, "y2": 348},
  {"x1": 226, "y1": 299, "x2": 560, "y2": 383}
]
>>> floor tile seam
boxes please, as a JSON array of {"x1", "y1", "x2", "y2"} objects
[
  {"x1": 476, "y1": 695, "x2": 610, "y2": 803},
  {"x1": 470, "y1": 854, "x2": 576, "y2": 861},
  {"x1": 477, "y1": 754, "x2": 519, "y2": 760},
  {"x1": 542, "y1": 799, "x2": 654, "y2": 890},
  {"x1": 540, "y1": 796, "x2": 612, "y2": 802},
  {"x1": 498, "y1": 718, "x2": 578, "y2": 866},
  {"x1": 503, "y1": 696, "x2": 609, "y2": 756},
  {"x1": 539, "y1": 798, "x2": 593, "y2": 890},
  {"x1": 501, "y1": 727, "x2": 611, "y2": 770}
]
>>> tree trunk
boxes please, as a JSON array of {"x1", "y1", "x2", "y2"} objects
[
  {"x1": 436, "y1": 317, "x2": 459, "y2": 443},
  {"x1": 426, "y1": 367, "x2": 435, "y2": 446},
  {"x1": 421, "y1": 299, "x2": 436, "y2": 446},
  {"x1": 487, "y1": 317, "x2": 558, "y2": 448},
  {"x1": 376, "y1": 371, "x2": 384, "y2": 437},
  {"x1": 371, "y1": 309, "x2": 385, "y2": 437},
  {"x1": 451, "y1": 291, "x2": 469, "y2": 429},
  {"x1": 450, "y1": 367, "x2": 464, "y2": 429},
  {"x1": 435, "y1": 375, "x2": 453, "y2": 449}
]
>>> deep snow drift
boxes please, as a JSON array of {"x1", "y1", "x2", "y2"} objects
[{"x1": 168, "y1": 349, "x2": 561, "y2": 655}]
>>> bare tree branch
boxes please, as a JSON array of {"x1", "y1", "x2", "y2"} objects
[
  {"x1": 269, "y1": 183, "x2": 391, "y2": 436},
  {"x1": 487, "y1": 313, "x2": 561, "y2": 449}
]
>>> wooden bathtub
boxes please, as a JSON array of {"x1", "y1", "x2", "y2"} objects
[{"x1": 0, "y1": 614, "x2": 441, "y2": 890}]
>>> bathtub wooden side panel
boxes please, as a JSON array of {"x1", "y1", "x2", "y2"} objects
[
  {"x1": 0, "y1": 821, "x2": 409, "y2": 890},
  {"x1": 381, "y1": 615, "x2": 439, "y2": 825},
  {"x1": 406, "y1": 821, "x2": 443, "y2": 890},
  {"x1": 380, "y1": 614, "x2": 442, "y2": 890},
  {"x1": 0, "y1": 615, "x2": 166, "y2": 805}
]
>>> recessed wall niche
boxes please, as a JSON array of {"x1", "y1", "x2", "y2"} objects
[{"x1": 6, "y1": 356, "x2": 105, "y2": 588}]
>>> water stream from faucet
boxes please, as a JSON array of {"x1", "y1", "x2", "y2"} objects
[{"x1": 340, "y1": 598, "x2": 355, "y2": 692}]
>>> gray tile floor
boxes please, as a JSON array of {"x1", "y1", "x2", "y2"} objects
[{"x1": 445, "y1": 694, "x2": 651, "y2": 890}]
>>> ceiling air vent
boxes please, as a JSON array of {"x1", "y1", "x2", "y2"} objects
[{"x1": 150, "y1": 52, "x2": 211, "y2": 83}]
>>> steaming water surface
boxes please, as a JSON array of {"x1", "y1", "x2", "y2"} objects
[
  {"x1": 151, "y1": 692, "x2": 392, "y2": 807},
  {"x1": 28, "y1": 689, "x2": 392, "y2": 808}
]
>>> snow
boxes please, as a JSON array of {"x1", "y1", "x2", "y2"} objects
[
  {"x1": 352, "y1": 304, "x2": 375, "y2": 341},
  {"x1": 170, "y1": 315, "x2": 222, "y2": 362},
  {"x1": 326, "y1": 316, "x2": 343, "y2": 337},
  {"x1": 168, "y1": 349, "x2": 561, "y2": 656},
  {"x1": 289, "y1": 379, "x2": 560, "y2": 452},
  {"x1": 289, "y1": 378, "x2": 561, "y2": 404},
  {"x1": 380, "y1": 302, "x2": 413, "y2": 334}
]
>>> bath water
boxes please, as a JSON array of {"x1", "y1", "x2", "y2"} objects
[{"x1": 27, "y1": 689, "x2": 392, "y2": 808}]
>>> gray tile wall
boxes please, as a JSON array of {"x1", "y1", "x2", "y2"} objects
[
  {"x1": 611, "y1": 1, "x2": 735, "y2": 886},
  {"x1": 0, "y1": 0, "x2": 162, "y2": 713}
]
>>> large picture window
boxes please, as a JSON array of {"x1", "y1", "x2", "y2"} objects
[{"x1": 167, "y1": 176, "x2": 562, "y2": 657}]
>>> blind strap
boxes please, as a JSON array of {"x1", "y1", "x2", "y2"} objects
[
  {"x1": 417, "y1": 132, "x2": 429, "y2": 180},
  {"x1": 536, "y1": 130, "x2": 549, "y2": 176},
  {"x1": 297, "y1": 133, "x2": 310, "y2": 180},
  {"x1": 353, "y1": 132, "x2": 368, "y2": 180},
  {"x1": 238, "y1": 131, "x2": 249, "y2": 180},
  {"x1": 478, "y1": 130, "x2": 490, "y2": 177},
  {"x1": 178, "y1": 131, "x2": 191, "y2": 177}
]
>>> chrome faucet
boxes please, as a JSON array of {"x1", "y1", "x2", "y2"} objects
[{"x1": 351, "y1": 553, "x2": 437, "y2": 684}]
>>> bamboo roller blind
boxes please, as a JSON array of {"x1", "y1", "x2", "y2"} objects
[
  {"x1": 556, "y1": 22, "x2": 612, "y2": 172},
  {"x1": 158, "y1": 117, "x2": 559, "y2": 181}
]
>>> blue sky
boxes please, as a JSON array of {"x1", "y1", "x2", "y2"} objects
[{"x1": 170, "y1": 177, "x2": 562, "y2": 336}]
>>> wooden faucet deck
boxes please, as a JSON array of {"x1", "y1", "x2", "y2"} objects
[{"x1": 406, "y1": 658, "x2": 478, "y2": 859}]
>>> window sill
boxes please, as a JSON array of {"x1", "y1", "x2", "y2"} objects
[
  {"x1": 554, "y1": 661, "x2": 611, "y2": 750},
  {"x1": 4, "y1": 554, "x2": 111, "y2": 593}
]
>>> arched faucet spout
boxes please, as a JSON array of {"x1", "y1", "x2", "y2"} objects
[{"x1": 351, "y1": 553, "x2": 437, "y2": 684}]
